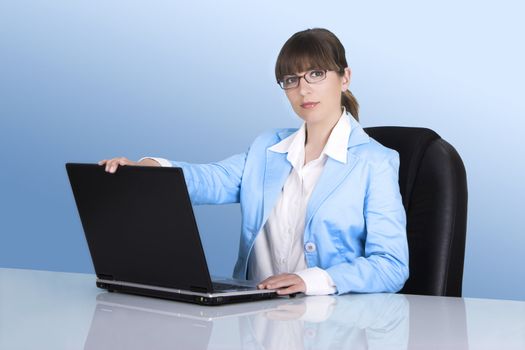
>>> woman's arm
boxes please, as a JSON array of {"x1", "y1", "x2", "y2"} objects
[
  {"x1": 167, "y1": 152, "x2": 248, "y2": 205},
  {"x1": 99, "y1": 152, "x2": 248, "y2": 205}
]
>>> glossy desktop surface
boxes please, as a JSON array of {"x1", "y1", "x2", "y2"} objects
[{"x1": 1, "y1": 268, "x2": 523, "y2": 349}]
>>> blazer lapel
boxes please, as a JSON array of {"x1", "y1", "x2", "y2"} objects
[
  {"x1": 305, "y1": 119, "x2": 370, "y2": 227},
  {"x1": 304, "y1": 154, "x2": 358, "y2": 226},
  {"x1": 261, "y1": 149, "x2": 292, "y2": 231}
]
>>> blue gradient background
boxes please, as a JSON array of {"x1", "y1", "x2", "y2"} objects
[{"x1": 1, "y1": 1, "x2": 524, "y2": 301}]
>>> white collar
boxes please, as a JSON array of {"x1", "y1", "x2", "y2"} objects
[{"x1": 269, "y1": 107, "x2": 351, "y2": 165}]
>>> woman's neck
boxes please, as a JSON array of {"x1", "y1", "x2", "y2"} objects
[{"x1": 304, "y1": 108, "x2": 342, "y2": 148}]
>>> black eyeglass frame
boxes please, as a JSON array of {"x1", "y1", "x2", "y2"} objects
[{"x1": 276, "y1": 69, "x2": 329, "y2": 90}]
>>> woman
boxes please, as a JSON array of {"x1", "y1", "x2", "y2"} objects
[{"x1": 99, "y1": 28, "x2": 409, "y2": 296}]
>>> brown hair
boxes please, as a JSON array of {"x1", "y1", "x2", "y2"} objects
[{"x1": 275, "y1": 28, "x2": 359, "y2": 120}]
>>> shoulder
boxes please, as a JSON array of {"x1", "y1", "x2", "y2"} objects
[
  {"x1": 346, "y1": 115, "x2": 399, "y2": 166},
  {"x1": 353, "y1": 133, "x2": 400, "y2": 168},
  {"x1": 249, "y1": 128, "x2": 298, "y2": 148}
]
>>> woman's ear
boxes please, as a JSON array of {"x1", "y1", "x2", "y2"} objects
[{"x1": 341, "y1": 67, "x2": 351, "y2": 91}]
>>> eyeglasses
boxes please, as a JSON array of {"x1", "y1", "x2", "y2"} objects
[{"x1": 277, "y1": 69, "x2": 328, "y2": 90}]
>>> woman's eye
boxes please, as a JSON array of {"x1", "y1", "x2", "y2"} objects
[
  {"x1": 285, "y1": 77, "x2": 298, "y2": 84},
  {"x1": 310, "y1": 70, "x2": 324, "y2": 78}
]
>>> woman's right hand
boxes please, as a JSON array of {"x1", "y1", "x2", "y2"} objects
[{"x1": 98, "y1": 157, "x2": 160, "y2": 173}]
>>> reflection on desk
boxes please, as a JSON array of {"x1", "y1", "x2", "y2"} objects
[
  {"x1": 240, "y1": 294, "x2": 409, "y2": 350},
  {"x1": 85, "y1": 293, "x2": 409, "y2": 349},
  {"x1": 1, "y1": 268, "x2": 524, "y2": 349}
]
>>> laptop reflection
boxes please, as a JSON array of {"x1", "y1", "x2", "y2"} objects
[{"x1": 84, "y1": 292, "x2": 411, "y2": 349}]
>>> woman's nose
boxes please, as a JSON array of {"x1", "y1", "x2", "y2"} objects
[{"x1": 298, "y1": 77, "x2": 312, "y2": 95}]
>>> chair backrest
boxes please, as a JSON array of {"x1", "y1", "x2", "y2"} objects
[{"x1": 364, "y1": 126, "x2": 468, "y2": 297}]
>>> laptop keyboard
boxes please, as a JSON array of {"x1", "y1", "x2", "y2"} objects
[{"x1": 212, "y1": 281, "x2": 254, "y2": 291}]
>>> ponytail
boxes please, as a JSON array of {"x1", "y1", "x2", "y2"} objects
[{"x1": 342, "y1": 89, "x2": 359, "y2": 121}]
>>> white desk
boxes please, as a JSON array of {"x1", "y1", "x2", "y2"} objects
[{"x1": 0, "y1": 268, "x2": 523, "y2": 349}]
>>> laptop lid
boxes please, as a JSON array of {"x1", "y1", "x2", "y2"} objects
[{"x1": 66, "y1": 163, "x2": 214, "y2": 293}]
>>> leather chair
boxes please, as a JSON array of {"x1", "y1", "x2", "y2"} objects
[{"x1": 364, "y1": 127, "x2": 468, "y2": 297}]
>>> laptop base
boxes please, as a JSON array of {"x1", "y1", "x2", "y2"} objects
[{"x1": 98, "y1": 280, "x2": 279, "y2": 306}]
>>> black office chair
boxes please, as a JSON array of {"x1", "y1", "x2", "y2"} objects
[{"x1": 364, "y1": 127, "x2": 468, "y2": 297}]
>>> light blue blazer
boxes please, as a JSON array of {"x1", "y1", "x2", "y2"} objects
[{"x1": 170, "y1": 115, "x2": 409, "y2": 294}]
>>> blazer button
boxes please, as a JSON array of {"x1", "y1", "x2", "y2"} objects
[{"x1": 304, "y1": 242, "x2": 316, "y2": 253}]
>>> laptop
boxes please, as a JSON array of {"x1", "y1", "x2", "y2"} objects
[{"x1": 65, "y1": 163, "x2": 278, "y2": 305}]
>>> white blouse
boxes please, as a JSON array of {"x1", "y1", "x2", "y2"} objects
[{"x1": 247, "y1": 109, "x2": 350, "y2": 295}]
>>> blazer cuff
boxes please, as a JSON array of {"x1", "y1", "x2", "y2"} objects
[
  {"x1": 138, "y1": 157, "x2": 172, "y2": 167},
  {"x1": 295, "y1": 267, "x2": 337, "y2": 296}
]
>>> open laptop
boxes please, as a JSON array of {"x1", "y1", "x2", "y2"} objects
[{"x1": 65, "y1": 163, "x2": 278, "y2": 305}]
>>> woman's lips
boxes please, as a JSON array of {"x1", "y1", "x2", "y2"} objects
[{"x1": 301, "y1": 102, "x2": 319, "y2": 109}]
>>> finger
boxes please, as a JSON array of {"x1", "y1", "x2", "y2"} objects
[
  {"x1": 98, "y1": 159, "x2": 107, "y2": 166},
  {"x1": 104, "y1": 160, "x2": 113, "y2": 172},
  {"x1": 257, "y1": 280, "x2": 268, "y2": 289},
  {"x1": 108, "y1": 158, "x2": 129, "y2": 173},
  {"x1": 106, "y1": 160, "x2": 118, "y2": 173},
  {"x1": 106, "y1": 160, "x2": 121, "y2": 173},
  {"x1": 266, "y1": 276, "x2": 300, "y2": 290},
  {"x1": 258, "y1": 274, "x2": 292, "y2": 289},
  {"x1": 258, "y1": 277, "x2": 274, "y2": 288},
  {"x1": 257, "y1": 276, "x2": 276, "y2": 289},
  {"x1": 276, "y1": 283, "x2": 305, "y2": 295}
]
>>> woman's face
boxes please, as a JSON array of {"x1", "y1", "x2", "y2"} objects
[{"x1": 285, "y1": 67, "x2": 351, "y2": 125}]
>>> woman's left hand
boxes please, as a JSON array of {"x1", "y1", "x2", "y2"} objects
[{"x1": 257, "y1": 273, "x2": 306, "y2": 295}]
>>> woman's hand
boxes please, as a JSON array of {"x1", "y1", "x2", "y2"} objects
[
  {"x1": 258, "y1": 273, "x2": 306, "y2": 295},
  {"x1": 98, "y1": 157, "x2": 160, "y2": 173}
]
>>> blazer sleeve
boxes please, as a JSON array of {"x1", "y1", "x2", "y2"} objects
[
  {"x1": 169, "y1": 152, "x2": 248, "y2": 205},
  {"x1": 326, "y1": 152, "x2": 409, "y2": 294}
]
